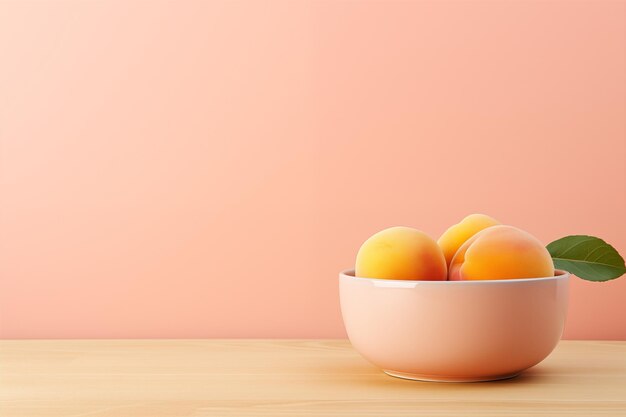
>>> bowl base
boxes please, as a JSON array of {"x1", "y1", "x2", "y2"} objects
[{"x1": 383, "y1": 369, "x2": 520, "y2": 383}]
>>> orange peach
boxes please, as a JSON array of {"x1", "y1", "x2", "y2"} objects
[
  {"x1": 449, "y1": 225, "x2": 554, "y2": 280},
  {"x1": 355, "y1": 226, "x2": 447, "y2": 281},
  {"x1": 437, "y1": 214, "x2": 500, "y2": 268}
]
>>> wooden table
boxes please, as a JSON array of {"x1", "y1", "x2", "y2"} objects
[{"x1": 1, "y1": 340, "x2": 625, "y2": 416}]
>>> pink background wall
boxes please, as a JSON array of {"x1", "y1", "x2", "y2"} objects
[{"x1": 1, "y1": 1, "x2": 625, "y2": 340}]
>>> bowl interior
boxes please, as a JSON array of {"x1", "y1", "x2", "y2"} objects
[{"x1": 340, "y1": 268, "x2": 569, "y2": 287}]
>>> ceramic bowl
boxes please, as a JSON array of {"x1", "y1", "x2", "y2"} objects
[{"x1": 339, "y1": 269, "x2": 569, "y2": 382}]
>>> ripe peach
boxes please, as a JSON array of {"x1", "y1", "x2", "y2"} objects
[
  {"x1": 449, "y1": 225, "x2": 554, "y2": 281},
  {"x1": 437, "y1": 214, "x2": 500, "y2": 268},
  {"x1": 355, "y1": 226, "x2": 447, "y2": 281}
]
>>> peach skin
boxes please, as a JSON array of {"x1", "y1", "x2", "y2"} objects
[
  {"x1": 449, "y1": 225, "x2": 555, "y2": 281},
  {"x1": 355, "y1": 226, "x2": 447, "y2": 281},
  {"x1": 437, "y1": 214, "x2": 500, "y2": 268}
]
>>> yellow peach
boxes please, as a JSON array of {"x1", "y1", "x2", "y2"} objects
[
  {"x1": 355, "y1": 226, "x2": 447, "y2": 281},
  {"x1": 437, "y1": 214, "x2": 500, "y2": 268},
  {"x1": 449, "y1": 225, "x2": 554, "y2": 281}
]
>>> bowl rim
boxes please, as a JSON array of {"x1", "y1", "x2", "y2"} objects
[{"x1": 340, "y1": 269, "x2": 569, "y2": 286}]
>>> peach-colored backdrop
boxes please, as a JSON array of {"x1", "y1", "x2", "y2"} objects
[{"x1": 1, "y1": 1, "x2": 625, "y2": 340}]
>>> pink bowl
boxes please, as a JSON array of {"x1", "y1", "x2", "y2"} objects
[{"x1": 339, "y1": 269, "x2": 569, "y2": 382}]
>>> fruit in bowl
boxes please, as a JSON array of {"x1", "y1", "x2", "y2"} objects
[
  {"x1": 448, "y1": 225, "x2": 554, "y2": 281},
  {"x1": 340, "y1": 214, "x2": 625, "y2": 382},
  {"x1": 355, "y1": 226, "x2": 447, "y2": 281},
  {"x1": 437, "y1": 213, "x2": 500, "y2": 268}
]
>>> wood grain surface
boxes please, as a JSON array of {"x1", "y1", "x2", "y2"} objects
[{"x1": 1, "y1": 340, "x2": 625, "y2": 416}]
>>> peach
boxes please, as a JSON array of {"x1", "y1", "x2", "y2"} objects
[
  {"x1": 355, "y1": 226, "x2": 447, "y2": 281},
  {"x1": 449, "y1": 225, "x2": 554, "y2": 280},
  {"x1": 437, "y1": 214, "x2": 500, "y2": 268}
]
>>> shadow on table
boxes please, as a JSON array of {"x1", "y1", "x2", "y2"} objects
[{"x1": 319, "y1": 362, "x2": 562, "y2": 388}]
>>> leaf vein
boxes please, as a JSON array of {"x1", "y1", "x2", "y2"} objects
[
  {"x1": 552, "y1": 237, "x2": 597, "y2": 257},
  {"x1": 552, "y1": 258, "x2": 626, "y2": 270},
  {"x1": 583, "y1": 245, "x2": 605, "y2": 261}
]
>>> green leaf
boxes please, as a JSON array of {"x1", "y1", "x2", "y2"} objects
[{"x1": 547, "y1": 235, "x2": 626, "y2": 282}]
